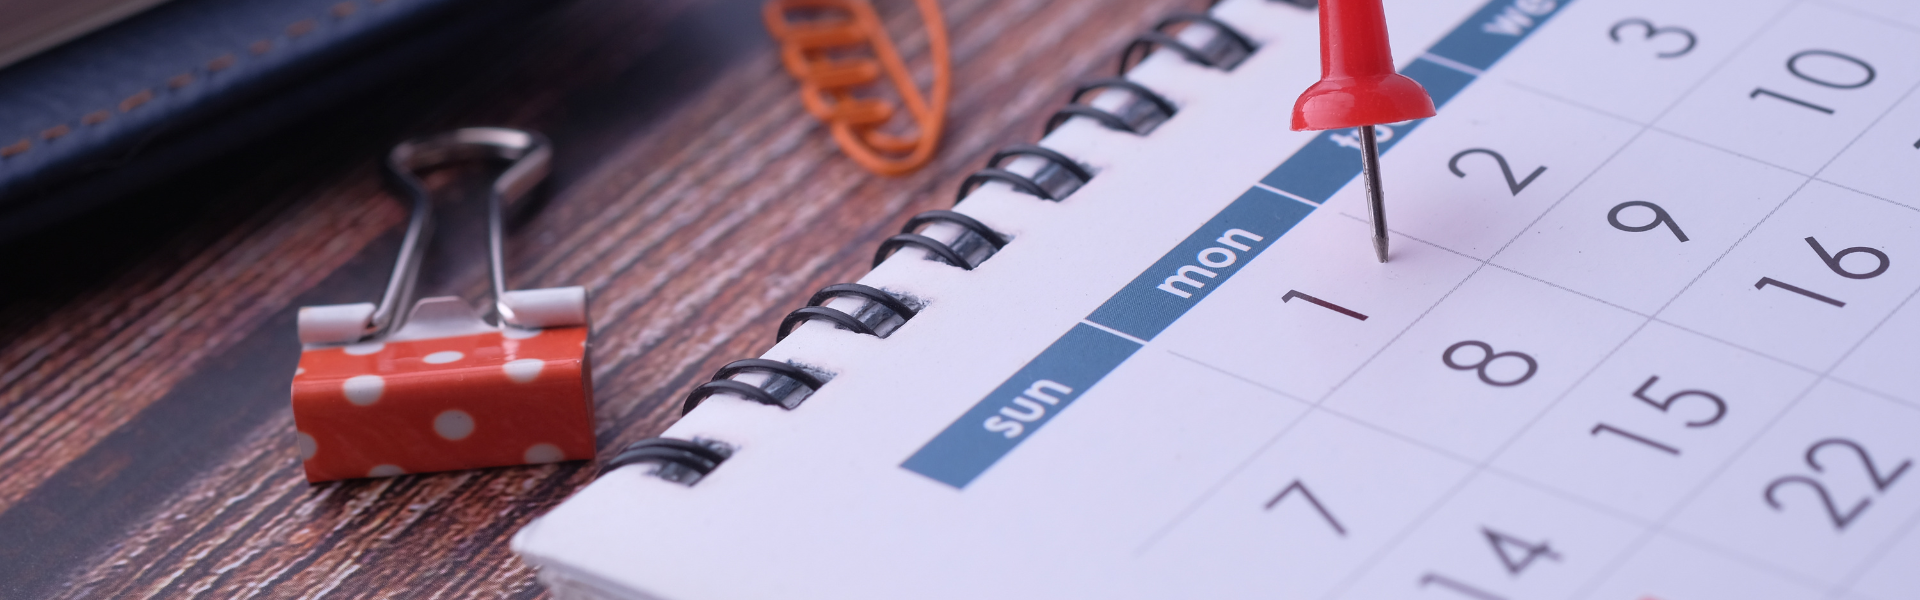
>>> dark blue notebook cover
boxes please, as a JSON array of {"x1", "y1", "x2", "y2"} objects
[{"x1": 0, "y1": 0, "x2": 549, "y2": 239}]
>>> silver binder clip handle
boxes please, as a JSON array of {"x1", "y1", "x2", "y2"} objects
[
  {"x1": 499, "y1": 287, "x2": 589, "y2": 329},
  {"x1": 297, "y1": 303, "x2": 378, "y2": 345},
  {"x1": 389, "y1": 127, "x2": 555, "y2": 332},
  {"x1": 297, "y1": 127, "x2": 565, "y2": 346}
]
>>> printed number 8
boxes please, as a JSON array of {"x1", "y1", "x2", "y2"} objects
[{"x1": 1443, "y1": 341, "x2": 1538, "y2": 387}]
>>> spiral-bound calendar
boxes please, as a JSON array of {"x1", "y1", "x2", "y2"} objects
[{"x1": 514, "y1": 0, "x2": 1920, "y2": 597}]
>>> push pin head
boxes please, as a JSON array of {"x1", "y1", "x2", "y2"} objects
[
  {"x1": 1289, "y1": 0, "x2": 1435, "y2": 263},
  {"x1": 1290, "y1": 0, "x2": 1435, "y2": 131}
]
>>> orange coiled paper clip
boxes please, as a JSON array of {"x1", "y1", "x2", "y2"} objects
[{"x1": 765, "y1": 0, "x2": 951, "y2": 176}]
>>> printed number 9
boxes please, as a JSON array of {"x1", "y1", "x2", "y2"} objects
[
  {"x1": 1443, "y1": 341, "x2": 1538, "y2": 387},
  {"x1": 1608, "y1": 201, "x2": 1689, "y2": 242}
]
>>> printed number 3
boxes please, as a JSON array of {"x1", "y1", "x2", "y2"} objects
[{"x1": 1609, "y1": 18, "x2": 1696, "y2": 58}]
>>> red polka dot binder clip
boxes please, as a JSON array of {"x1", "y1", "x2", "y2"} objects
[{"x1": 290, "y1": 128, "x2": 595, "y2": 483}]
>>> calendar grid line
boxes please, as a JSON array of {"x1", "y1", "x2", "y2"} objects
[
  {"x1": 1502, "y1": 76, "x2": 1822, "y2": 179},
  {"x1": 1501, "y1": 66, "x2": 1920, "y2": 220},
  {"x1": 1133, "y1": 252, "x2": 1497, "y2": 555},
  {"x1": 1331, "y1": 212, "x2": 1481, "y2": 262},
  {"x1": 1578, "y1": 186, "x2": 1920, "y2": 595},
  {"x1": 1566, "y1": 372, "x2": 1833, "y2": 597},
  {"x1": 1805, "y1": 284, "x2": 1920, "y2": 598},
  {"x1": 1824, "y1": 375, "x2": 1920, "y2": 414},
  {"x1": 1202, "y1": 0, "x2": 1913, "y2": 594},
  {"x1": 1811, "y1": 178, "x2": 1920, "y2": 216},
  {"x1": 1158, "y1": 0, "x2": 1920, "y2": 595},
  {"x1": 1497, "y1": 78, "x2": 1644, "y2": 127},
  {"x1": 1308, "y1": 274, "x2": 1493, "y2": 407},
  {"x1": 1316, "y1": 454, "x2": 1485, "y2": 600},
  {"x1": 1575, "y1": 162, "x2": 1918, "y2": 595},
  {"x1": 1811, "y1": 0, "x2": 1920, "y2": 36},
  {"x1": 1162, "y1": 343, "x2": 1689, "y2": 542},
  {"x1": 1638, "y1": 523, "x2": 1843, "y2": 592},
  {"x1": 1310, "y1": 131, "x2": 1673, "y2": 594},
  {"x1": 1480, "y1": 116, "x2": 1649, "y2": 265},
  {"x1": 1161, "y1": 350, "x2": 1316, "y2": 408},
  {"x1": 1131, "y1": 352, "x2": 1323, "y2": 555},
  {"x1": 1006, "y1": 0, "x2": 1914, "y2": 593},
  {"x1": 1627, "y1": 272, "x2": 1920, "y2": 597},
  {"x1": 1830, "y1": 408, "x2": 1920, "y2": 597},
  {"x1": 1640, "y1": 0, "x2": 1809, "y2": 126},
  {"x1": 1564, "y1": 167, "x2": 1821, "y2": 595},
  {"x1": 1167, "y1": 336, "x2": 1709, "y2": 538},
  {"x1": 1324, "y1": 2, "x2": 1853, "y2": 595},
  {"x1": 1810, "y1": 73, "x2": 1920, "y2": 210}
]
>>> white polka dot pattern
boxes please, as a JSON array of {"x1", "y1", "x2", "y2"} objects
[
  {"x1": 367, "y1": 464, "x2": 405, "y2": 477},
  {"x1": 501, "y1": 327, "x2": 543, "y2": 340},
  {"x1": 434, "y1": 410, "x2": 475, "y2": 440},
  {"x1": 342, "y1": 375, "x2": 385, "y2": 406},
  {"x1": 523, "y1": 443, "x2": 564, "y2": 463},
  {"x1": 503, "y1": 359, "x2": 544, "y2": 383},
  {"x1": 290, "y1": 321, "x2": 594, "y2": 482}
]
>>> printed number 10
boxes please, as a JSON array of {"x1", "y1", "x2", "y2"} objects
[{"x1": 1751, "y1": 50, "x2": 1875, "y2": 114}]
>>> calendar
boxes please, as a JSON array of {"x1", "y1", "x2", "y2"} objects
[{"x1": 515, "y1": 0, "x2": 1920, "y2": 598}]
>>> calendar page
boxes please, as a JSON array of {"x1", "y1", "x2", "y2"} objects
[{"x1": 515, "y1": 0, "x2": 1920, "y2": 598}]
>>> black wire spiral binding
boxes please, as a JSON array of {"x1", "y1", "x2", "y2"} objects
[
  {"x1": 646, "y1": 7, "x2": 1273, "y2": 485},
  {"x1": 1044, "y1": 78, "x2": 1180, "y2": 135},
  {"x1": 776, "y1": 283, "x2": 918, "y2": 341},
  {"x1": 1119, "y1": 12, "x2": 1259, "y2": 75},
  {"x1": 683, "y1": 358, "x2": 827, "y2": 414},
  {"x1": 874, "y1": 210, "x2": 1007, "y2": 270},
  {"x1": 603, "y1": 437, "x2": 731, "y2": 485}
]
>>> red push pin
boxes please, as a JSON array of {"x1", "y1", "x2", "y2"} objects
[{"x1": 1292, "y1": 0, "x2": 1435, "y2": 262}]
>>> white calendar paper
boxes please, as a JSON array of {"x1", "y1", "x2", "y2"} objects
[{"x1": 516, "y1": 0, "x2": 1920, "y2": 598}]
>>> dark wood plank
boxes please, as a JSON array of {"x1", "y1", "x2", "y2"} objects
[{"x1": 0, "y1": 0, "x2": 1203, "y2": 596}]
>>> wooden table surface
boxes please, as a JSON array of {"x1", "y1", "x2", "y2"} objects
[{"x1": 0, "y1": 0, "x2": 1202, "y2": 596}]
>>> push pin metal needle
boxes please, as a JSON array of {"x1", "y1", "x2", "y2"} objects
[{"x1": 1291, "y1": 0, "x2": 1436, "y2": 263}]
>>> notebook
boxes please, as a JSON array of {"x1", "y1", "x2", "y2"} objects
[{"x1": 513, "y1": 0, "x2": 1920, "y2": 598}]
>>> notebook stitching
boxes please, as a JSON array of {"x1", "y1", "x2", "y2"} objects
[{"x1": 0, "y1": 0, "x2": 389, "y2": 161}]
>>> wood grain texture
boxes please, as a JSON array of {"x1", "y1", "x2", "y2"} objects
[{"x1": 0, "y1": 0, "x2": 1202, "y2": 596}]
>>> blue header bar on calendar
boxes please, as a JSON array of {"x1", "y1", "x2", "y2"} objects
[
  {"x1": 903, "y1": 0, "x2": 1571, "y2": 489},
  {"x1": 1428, "y1": 0, "x2": 1568, "y2": 71},
  {"x1": 901, "y1": 324, "x2": 1141, "y2": 488},
  {"x1": 1085, "y1": 187, "x2": 1312, "y2": 340}
]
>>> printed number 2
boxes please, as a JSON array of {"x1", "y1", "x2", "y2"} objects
[{"x1": 1450, "y1": 149, "x2": 1546, "y2": 195}]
